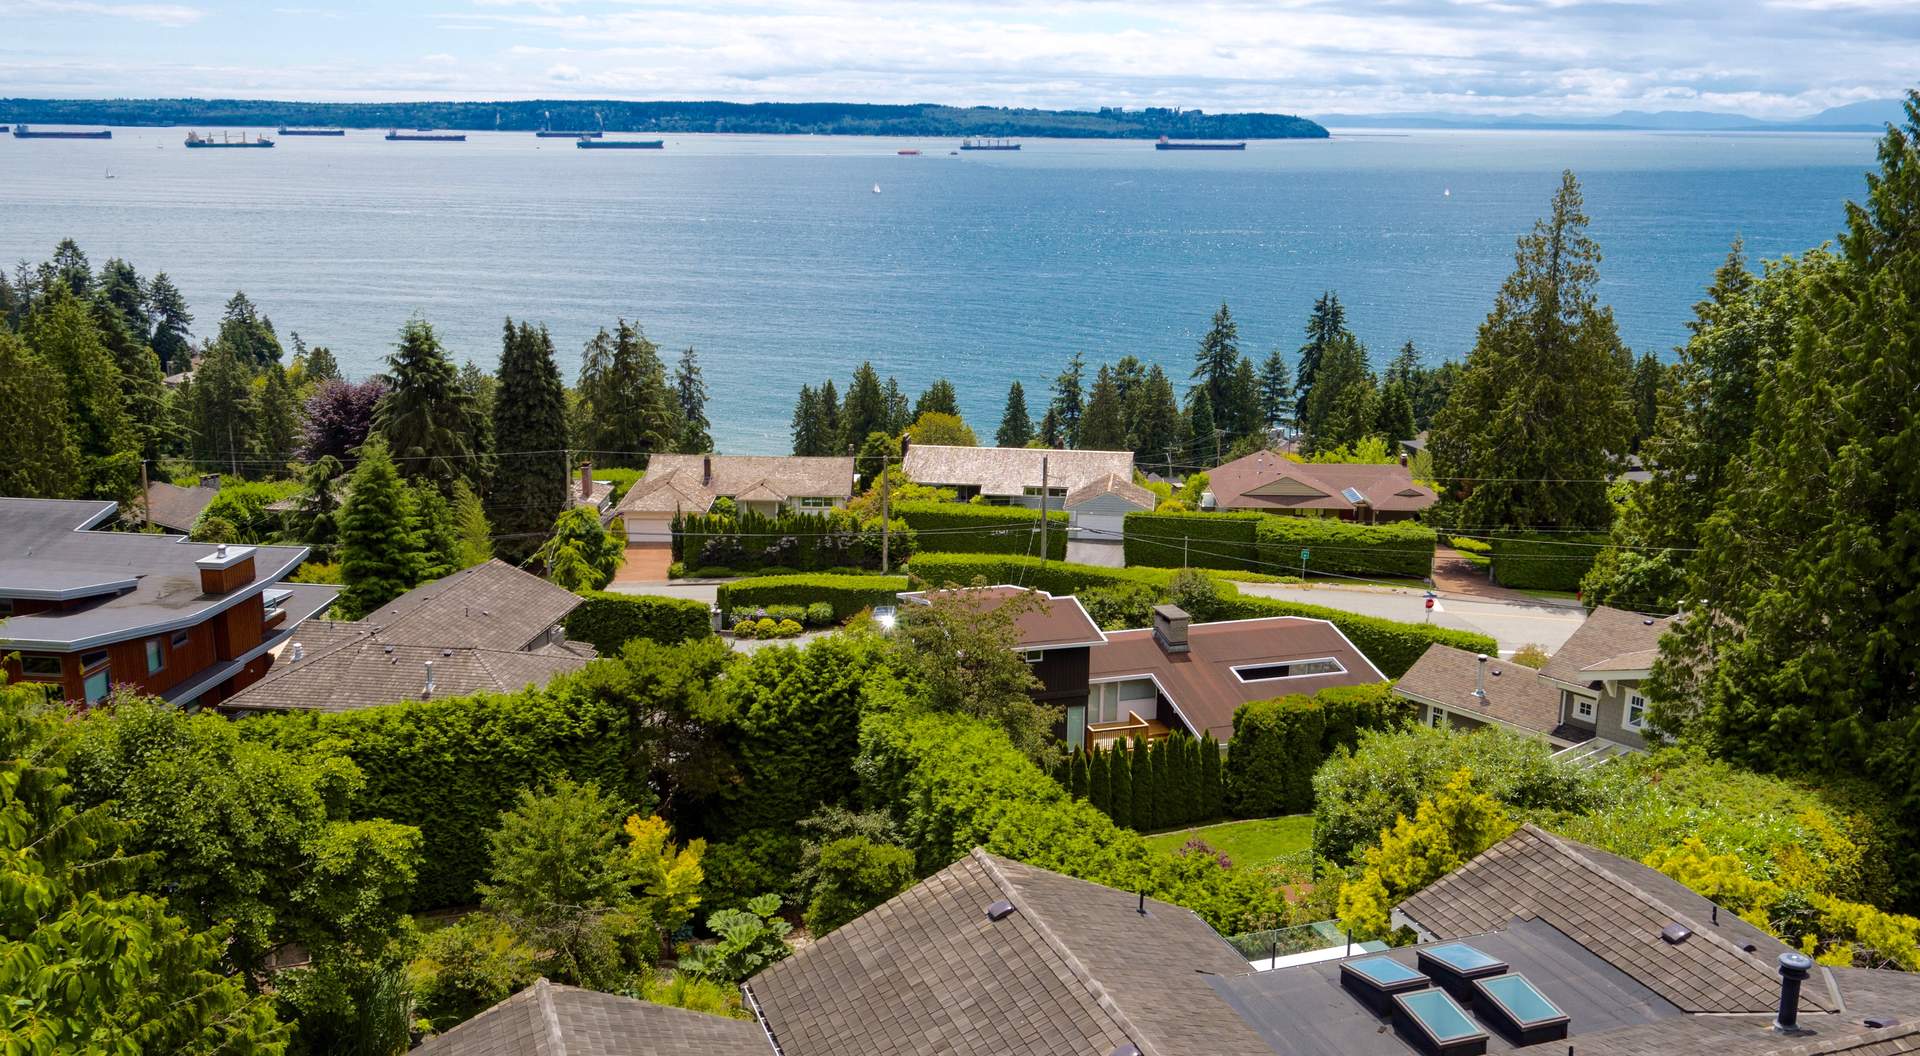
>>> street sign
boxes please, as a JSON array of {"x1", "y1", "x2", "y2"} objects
[
  {"x1": 1425, "y1": 597, "x2": 1435, "y2": 610},
  {"x1": 1300, "y1": 549, "x2": 1310, "y2": 561}
]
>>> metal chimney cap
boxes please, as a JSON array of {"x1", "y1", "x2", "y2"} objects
[
  {"x1": 1779, "y1": 951, "x2": 1815, "y2": 976},
  {"x1": 1476, "y1": 653, "x2": 1489, "y2": 663},
  {"x1": 985, "y1": 899, "x2": 1016, "y2": 921}
]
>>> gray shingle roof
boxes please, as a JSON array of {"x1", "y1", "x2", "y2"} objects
[
  {"x1": 1392, "y1": 644, "x2": 1582, "y2": 744},
  {"x1": 1064, "y1": 472, "x2": 1155, "y2": 511},
  {"x1": 746, "y1": 848, "x2": 1270, "y2": 1056},
  {"x1": 903, "y1": 444, "x2": 1134, "y2": 497},
  {"x1": 1538, "y1": 606, "x2": 1675, "y2": 687},
  {"x1": 363, "y1": 560, "x2": 583, "y2": 652},
  {"x1": 413, "y1": 978, "x2": 767, "y2": 1056},
  {"x1": 142, "y1": 481, "x2": 219, "y2": 532},
  {"x1": 613, "y1": 455, "x2": 856, "y2": 517}
]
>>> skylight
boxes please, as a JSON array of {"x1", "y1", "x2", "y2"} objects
[
  {"x1": 1421, "y1": 943, "x2": 1504, "y2": 974},
  {"x1": 1394, "y1": 989, "x2": 1488, "y2": 1055},
  {"x1": 1474, "y1": 973, "x2": 1569, "y2": 1044},
  {"x1": 1341, "y1": 486, "x2": 1368, "y2": 505},
  {"x1": 1346, "y1": 958, "x2": 1424, "y2": 986}
]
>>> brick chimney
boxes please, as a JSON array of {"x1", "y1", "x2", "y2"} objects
[
  {"x1": 702, "y1": 454, "x2": 713, "y2": 486},
  {"x1": 579, "y1": 459, "x2": 592, "y2": 500},
  {"x1": 195, "y1": 543, "x2": 257, "y2": 594},
  {"x1": 1152, "y1": 604, "x2": 1191, "y2": 655}
]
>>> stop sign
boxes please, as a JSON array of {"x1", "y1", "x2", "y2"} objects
[{"x1": 1425, "y1": 597, "x2": 1436, "y2": 610}]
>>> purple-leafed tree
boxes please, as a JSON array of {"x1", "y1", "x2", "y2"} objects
[{"x1": 300, "y1": 377, "x2": 387, "y2": 461}]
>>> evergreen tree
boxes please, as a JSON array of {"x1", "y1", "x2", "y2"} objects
[
  {"x1": 1130, "y1": 737, "x2": 1153, "y2": 831},
  {"x1": 840, "y1": 363, "x2": 889, "y2": 449},
  {"x1": 490, "y1": 318, "x2": 570, "y2": 564},
  {"x1": 88, "y1": 293, "x2": 171, "y2": 460},
  {"x1": 534, "y1": 505, "x2": 625, "y2": 590},
  {"x1": 411, "y1": 480, "x2": 461, "y2": 582},
  {"x1": 672, "y1": 346, "x2": 712, "y2": 453},
  {"x1": 26, "y1": 285, "x2": 139, "y2": 498},
  {"x1": 1304, "y1": 333, "x2": 1380, "y2": 452},
  {"x1": 1070, "y1": 752, "x2": 1090, "y2": 799},
  {"x1": 338, "y1": 440, "x2": 423, "y2": 618},
  {"x1": 1430, "y1": 171, "x2": 1632, "y2": 530},
  {"x1": 374, "y1": 318, "x2": 480, "y2": 488},
  {"x1": 1048, "y1": 352, "x2": 1086, "y2": 447},
  {"x1": 791, "y1": 384, "x2": 826, "y2": 455},
  {"x1": 818, "y1": 379, "x2": 842, "y2": 450},
  {"x1": 1629, "y1": 351, "x2": 1665, "y2": 453},
  {"x1": 0, "y1": 331, "x2": 80, "y2": 498},
  {"x1": 186, "y1": 341, "x2": 257, "y2": 471},
  {"x1": 304, "y1": 343, "x2": 342, "y2": 384},
  {"x1": 49, "y1": 237, "x2": 91, "y2": 295},
  {"x1": 451, "y1": 477, "x2": 494, "y2": 568},
  {"x1": 258, "y1": 363, "x2": 300, "y2": 465},
  {"x1": 1191, "y1": 302, "x2": 1241, "y2": 413},
  {"x1": 289, "y1": 455, "x2": 346, "y2": 558},
  {"x1": 1297, "y1": 290, "x2": 1349, "y2": 422},
  {"x1": 1088, "y1": 745, "x2": 1112, "y2": 816},
  {"x1": 1187, "y1": 386, "x2": 1219, "y2": 465},
  {"x1": 1077, "y1": 365, "x2": 1128, "y2": 450},
  {"x1": 1037, "y1": 406, "x2": 1063, "y2": 449},
  {"x1": 1149, "y1": 738, "x2": 1170, "y2": 829},
  {"x1": 577, "y1": 320, "x2": 679, "y2": 468},
  {"x1": 217, "y1": 290, "x2": 282, "y2": 366},
  {"x1": 883, "y1": 376, "x2": 912, "y2": 435},
  {"x1": 1385, "y1": 339, "x2": 1420, "y2": 388},
  {"x1": 1374, "y1": 378, "x2": 1416, "y2": 443},
  {"x1": 1132, "y1": 365, "x2": 1183, "y2": 471},
  {"x1": 1108, "y1": 744, "x2": 1133, "y2": 829},
  {"x1": 97, "y1": 257, "x2": 150, "y2": 337},
  {"x1": 145, "y1": 270, "x2": 194, "y2": 372},
  {"x1": 995, "y1": 380, "x2": 1034, "y2": 447},
  {"x1": 914, "y1": 378, "x2": 959, "y2": 419},
  {"x1": 1200, "y1": 733, "x2": 1223, "y2": 820},
  {"x1": 1226, "y1": 355, "x2": 1263, "y2": 441},
  {"x1": 459, "y1": 359, "x2": 499, "y2": 489},
  {"x1": 1258, "y1": 348, "x2": 1294, "y2": 430}
]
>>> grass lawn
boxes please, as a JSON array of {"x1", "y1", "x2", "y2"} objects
[
  {"x1": 1516, "y1": 587, "x2": 1582, "y2": 603},
  {"x1": 1142, "y1": 815, "x2": 1315, "y2": 870}
]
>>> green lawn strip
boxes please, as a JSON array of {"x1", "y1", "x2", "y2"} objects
[{"x1": 1141, "y1": 815, "x2": 1315, "y2": 870}]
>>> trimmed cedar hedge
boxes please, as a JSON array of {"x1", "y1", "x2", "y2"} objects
[
  {"x1": 891, "y1": 501, "x2": 1067, "y2": 560},
  {"x1": 1122, "y1": 511, "x2": 1263, "y2": 570},
  {"x1": 907, "y1": 553, "x2": 1497, "y2": 678},
  {"x1": 1488, "y1": 534, "x2": 1608, "y2": 592},
  {"x1": 1225, "y1": 682, "x2": 1409, "y2": 817},
  {"x1": 1056, "y1": 733, "x2": 1225, "y2": 831},
  {"x1": 240, "y1": 684, "x2": 635, "y2": 910},
  {"x1": 673, "y1": 507, "x2": 911, "y2": 572},
  {"x1": 1253, "y1": 518, "x2": 1436, "y2": 580},
  {"x1": 715, "y1": 574, "x2": 909, "y2": 620},
  {"x1": 563, "y1": 590, "x2": 712, "y2": 653}
]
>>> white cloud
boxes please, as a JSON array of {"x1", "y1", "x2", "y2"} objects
[{"x1": 3, "y1": 0, "x2": 203, "y2": 26}]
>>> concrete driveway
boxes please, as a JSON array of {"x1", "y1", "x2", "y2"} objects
[{"x1": 1232, "y1": 581, "x2": 1585, "y2": 654}]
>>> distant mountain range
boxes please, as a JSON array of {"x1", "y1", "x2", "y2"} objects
[{"x1": 1316, "y1": 98, "x2": 1909, "y2": 133}]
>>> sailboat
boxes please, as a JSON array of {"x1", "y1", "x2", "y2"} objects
[
  {"x1": 104, "y1": 168, "x2": 115, "y2": 179},
  {"x1": 872, "y1": 182, "x2": 882, "y2": 194}
]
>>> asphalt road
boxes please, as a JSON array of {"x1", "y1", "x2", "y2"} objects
[{"x1": 1229, "y1": 581, "x2": 1585, "y2": 654}]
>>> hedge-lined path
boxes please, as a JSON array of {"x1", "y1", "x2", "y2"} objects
[{"x1": 1230, "y1": 579, "x2": 1584, "y2": 654}]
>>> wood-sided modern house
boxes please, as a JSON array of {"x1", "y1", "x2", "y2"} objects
[
  {"x1": 1206, "y1": 450, "x2": 1436, "y2": 522},
  {"x1": 900, "y1": 586, "x2": 1383, "y2": 750},
  {"x1": 611, "y1": 454, "x2": 858, "y2": 545},
  {"x1": 0, "y1": 497, "x2": 337, "y2": 708}
]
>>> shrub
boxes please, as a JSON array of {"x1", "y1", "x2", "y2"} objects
[
  {"x1": 1076, "y1": 582, "x2": 1162, "y2": 629},
  {"x1": 1225, "y1": 683, "x2": 1409, "y2": 818},
  {"x1": 699, "y1": 829, "x2": 803, "y2": 914},
  {"x1": 408, "y1": 914, "x2": 539, "y2": 1034},
  {"x1": 564, "y1": 590, "x2": 712, "y2": 653},
  {"x1": 1337, "y1": 769, "x2": 1517, "y2": 939},
  {"x1": 679, "y1": 895, "x2": 791, "y2": 985},
  {"x1": 1122, "y1": 511, "x2": 1262, "y2": 571},
  {"x1": 803, "y1": 836, "x2": 916, "y2": 935},
  {"x1": 892, "y1": 501, "x2": 1067, "y2": 559},
  {"x1": 767, "y1": 603, "x2": 806, "y2": 623},
  {"x1": 1069, "y1": 733, "x2": 1225, "y2": 831},
  {"x1": 668, "y1": 561, "x2": 687, "y2": 579},
  {"x1": 754, "y1": 617, "x2": 778, "y2": 636},
  {"x1": 732, "y1": 619, "x2": 758, "y2": 639},
  {"x1": 774, "y1": 619, "x2": 803, "y2": 637},
  {"x1": 907, "y1": 553, "x2": 1184, "y2": 597},
  {"x1": 1509, "y1": 643, "x2": 1550, "y2": 669},
  {"x1": 636, "y1": 972, "x2": 749, "y2": 1019},
  {"x1": 1253, "y1": 518, "x2": 1437, "y2": 580},
  {"x1": 805, "y1": 602, "x2": 835, "y2": 627},
  {"x1": 715, "y1": 574, "x2": 908, "y2": 620},
  {"x1": 1486, "y1": 533, "x2": 1609, "y2": 592}
]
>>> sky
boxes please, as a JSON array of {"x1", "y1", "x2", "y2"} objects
[{"x1": 4, "y1": 0, "x2": 1916, "y2": 119}]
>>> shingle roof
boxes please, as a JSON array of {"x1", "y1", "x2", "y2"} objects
[
  {"x1": 613, "y1": 454, "x2": 856, "y2": 518},
  {"x1": 747, "y1": 848, "x2": 1269, "y2": 1056},
  {"x1": 1397, "y1": 825, "x2": 1833, "y2": 1015},
  {"x1": 1207, "y1": 452, "x2": 1436, "y2": 514},
  {"x1": 1538, "y1": 606, "x2": 1675, "y2": 687},
  {"x1": 142, "y1": 481, "x2": 219, "y2": 532},
  {"x1": 1392, "y1": 644, "x2": 1583, "y2": 745},
  {"x1": 1065, "y1": 472, "x2": 1156, "y2": 511},
  {"x1": 897, "y1": 586, "x2": 1107, "y2": 650},
  {"x1": 413, "y1": 977, "x2": 767, "y2": 1056},
  {"x1": 363, "y1": 560, "x2": 583, "y2": 652},
  {"x1": 615, "y1": 468, "x2": 716, "y2": 515},
  {"x1": 903, "y1": 445, "x2": 1135, "y2": 498},
  {"x1": 219, "y1": 631, "x2": 589, "y2": 713}
]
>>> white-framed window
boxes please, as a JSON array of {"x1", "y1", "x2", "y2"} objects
[
  {"x1": 1626, "y1": 692, "x2": 1648, "y2": 730},
  {"x1": 1231, "y1": 658, "x2": 1346, "y2": 683},
  {"x1": 1090, "y1": 679, "x2": 1156, "y2": 725},
  {"x1": 145, "y1": 639, "x2": 165, "y2": 674},
  {"x1": 1576, "y1": 696, "x2": 1595, "y2": 720},
  {"x1": 1021, "y1": 649, "x2": 1043, "y2": 664},
  {"x1": 1428, "y1": 707, "x2": 1447, "y2": 728},
  {"x1": 797, "y1": 496, "x2": 834, "y2": 510},
  {"x1": 1022, "y1": 486, "x2": 1067, "y2": 498},
  {"x1": 1065, "y1": 705, "x2": 1087, "y2": 751}
]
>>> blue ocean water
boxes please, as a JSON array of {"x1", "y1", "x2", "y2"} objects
[{"x1": 0, "y1": 126, "x2": 1881, "y2": 452}]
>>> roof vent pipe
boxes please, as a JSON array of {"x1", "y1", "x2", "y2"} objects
[
  {"x1": 1773, "y1": 951, "x2": 1815, "y2": 1034},
  {"x1": 289, "y1": 642, "x2": 304, "y2": 662},
  {"x1": 1474, "y1": 654, "x2": 1489, "y2": 698},
  {"x1": 1137, "y1": 891, "x2": 1147, "y2": 916},
  {"x1": 423, "y1": 660, "x2": 435, "y2": 698},
  {"x1": 215, "y1": 543, "x2": 228, "y2": 559}
]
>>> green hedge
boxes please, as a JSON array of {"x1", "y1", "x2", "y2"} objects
[
  {"x1": 1122, "y1": 511, "x2": 1262, "y2": 570},
  {"x1": 1226, "y1": 682, "x2": 1408, "y2": 817},
  {"x1": 856, "y1": 686, "x2": 1289, "y2": 934},
  {"x1": 563, "y1": 590, "x2": 712, "y2": 652},
  {"x1": 892, "y1": 501, "x2": 1067, "y2": 559},
  {"x1": 1061, "y1": 733, "x2": 1224, "y2": 831},
  {"x1": 239, "y1": 684, "x2": 636, "y2": 910},
  {"x1": 1253, "y1": 518, "x2": 1436, "y2": 580},
  {"x1": 1214, "y1": 593, "x2": 1496, "y2": 679},
  {"x1": 1488, "y1": 534, "x2": 1608, "y2": 592},
  {"x1": 907, "y1": 552, "x2": 1178, "y2": 596},
  {"x1": 715, "y1": 574, "x2": 909, "y2": 620},
  {"x1": 674, "y1": 507, "x2": 912, "y2": 572}
]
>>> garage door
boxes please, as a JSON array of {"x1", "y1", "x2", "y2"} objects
[
  {"x1": 625, "y1": 514, "x2": 674, "y2": 544},
  {"x1": 1073, "y1": 512, "x2": 1128, "y2": 542}
]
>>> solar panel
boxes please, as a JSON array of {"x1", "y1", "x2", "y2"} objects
[{"x1": 1393, "y1": 989, "x2": 1489, "y2": 1055}]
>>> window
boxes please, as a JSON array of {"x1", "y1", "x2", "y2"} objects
[
  {"x1": 1089, "y1": 680, "x2": 1155, "y2": 725},
  {"x1": 1232, "y1": 658, "x2": 1345, "y2": 683},
  {"x1": 83, "y1": 667, "x2": 111, "y2": 705},
  {"x1": 19, "y1": 655, "x2": 63, "y2": 678},
  {"x1": 1021, "y1": 650, "x2": 1043, "y2": 664},
  {"x1": 797, "y1": 496, "x2": 833, "y2": 510},
  {"x1": 1566, "y1": 691, "x2": 1594, "y2": 721},
  {"x1": 80, "y1": 650, "x2": 109, "y2": 669},
  {"x1": 171, "y1": 629, "x2": 191, "y2": 648},
  {"x1": 1428, "y1": 707, "x2": 1447, "y2": 728},
  {"x1": 1626, "y1": 693, "x2": 1647, "y2": 730},
  {"x1": 1065, "y1": 705, "x2": 1086, "y2": 751},
  {"x1": 1022, "y1": 486, "x2": 1067, "y2": 498},
  {"x1": 146, "y1": 639, "x2": 165, "y2": 674}
]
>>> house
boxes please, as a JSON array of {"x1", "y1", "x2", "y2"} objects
[
  {"x1": 899, "y1": 587, "x2": 1383, "y2": 750},
  {"x1": 611, "y1": 454, "x2": 857, "y2": 545},
  {"x1": 570, "y1": 460, "x2": 617, "y2": 520},
  {"x1": 1063, "y1": 471, "x2": 1157, "y2": 540},
  {"x1": 901, "y1": 442, "x2": 1135, "y2": 512},
  {"x1": 141, "y1": 475, "x2": 222, "y2": 533},
  {"x1": 218, "y1": 559, "x2": 593, "y2": 715},
  {"x1": 1535, "y1": 605, "x2": 1675, "y2": 752},
  {"x1": 413, "y1": 978, "x2": 766, "y2": 1056},
  {"x1": 1392, "y1": 645, "x2": 1605, "y2": 752},
  {"x1": 1206, "y1": 450, "x2": 1436, "y2": 522},
  {"x1": 0, "y1": 497, "x2": 336, "y2": 708}
]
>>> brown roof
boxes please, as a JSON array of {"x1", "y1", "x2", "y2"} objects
[
  {"x1": 1064, "y1": 472, "x2": 1155, "y2": 511},
  {"x1": 1398, "y1": 825, "x2": 1835, "y2": 1016},
  {"x1": 1088, "y1": 616, "x2": 1384, "y2": 739},
  {"x1": 1393, "y1": 644, "x2": 1585, "y2": 745},
  {"x1": 1538, "y1": 605, "x2": 1676, "y2": 687},
  {"x1": 1206, "y1": 452, "x2": 1436, "y2": 514},
  {"x1": 364, "y1": 560, "x2": 583, "y2": 652},
  {"x1": 220, "y1": 629, "x2": 589, "y2": 713},
  {"x1": 903, "y1": 444, "x2": 1135, "y2": 497},
  {"x1": 414, "y1": 977, "x2": 766, "y2": 1056},
  {"x1": 746, "y1": 848, "x2": 1269, "y2": 1056},
  {"x1": 897, "y1": 586, "x2": 1107, "y2": 650},
  {"x1": 614, "y1": 454, "x2": 856, "y2": 518},
  {"x1": 142, "y1": 481, "x2": 219, "y2": 532}
]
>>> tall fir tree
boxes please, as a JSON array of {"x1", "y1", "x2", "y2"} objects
[
  {"x1": 1191, "y1": 302, "x2": 1241, "y2": 413},
  {"x1": 1077, "y1": 365, "x2": 1128, "y2": 450},
  {"x1": 883, "y1": 376, "x2": 912, "y2": 435},
  {"x1": 0, "y1": 331, "x2": 80, "y2": 498},
  {"x1": 818, "y1": 378, "x2": 843, "y2": 449},
  {"x1": 1373, "y1": 377, "x2": 1417, "y2": 444},
  {"x1": 49, "y1": 238, "x2": 91, "y2": 295},
  {"x1": 1629, "y1": 351, "x2": 1665, "y2": 453},
  {"x1": 840, "y1": 363, "x2": 889, "y2": 450},
  {"x1": 1297, "y1": 290, "x2": 1349, "y2": 423},
  {"x1": 186, "y1": 341, "x2": 257, "y2": 471},
  {"x1": 1108, "y1": 744, "x2": 1132, "y2": 829},
  {"x1": 672, "y1": 346, "x2": 712, "y2": 453},
  {"x1": 1303, "y1": 333, "x2": 1379, "y2": 452},
  {"x1": 304, "y1": 343, "x2": 342, "y2": 384},
  {"x1": 338, "y1": 440, "x2": 423, "y2": 618},
  {"x1": 88, "y1": 293, "x2": 172, "y2": 460},
  {"x1": 914, "y1": 378, "x2": 959, "y2": 419},
  {"x1": 216, "y1": 290, "x2": 282, "y2": 366},
  {"x1": 258, "y1": 362, "x2": 301, "y2": 465},
  {"x1": 375, "y1": 318, "x2": 481, "y2": 489},
  {"x1": 411, "y1": 479, "x2": 461, "y2": 582},
  {"x1": 490, "y1": 319, "x2": 570, "y2": 564},
  {"x1": 1430, "y1": 171, "x2": 1632, "y2": 530},
  {"x1": 1132, "y1": 365, "x2": 1183, "y2": 471},
  {"x1": 97, "y1": 257, "x2": 150, "y2": 337},
  {"x1": 1258, "y1": 348, "x2": 1294, "y2": 430},
  {"x1": 26, "y1": 285, "x2": 139, "y2": 498},
  {"x1": 145, "y1": 271, "x2": 194, "y2": 372},
  {"x1": 791, "y1": 384, "x2": 826, "y2": 455},
  {"x1": 1187, "y1": 386, "x2": 1219, "y2": 465},
  {"x1": 1048, "y1": 352, "x2": 1086, "y2": 448},
  {"x1": 289, "y1": 454, "x2": 346, "y2": 559},
  {"x1": 995, "y1": 380, "x2": 1034, "y2": 447},
  {"x1": 450, "y1": 478, "x2": 494, "y2": 568},
  {"x1": 577, "y1": 320, "x2": 679, "y2": 468},
  {"x1": 1225, "y1": 355, "x2": 1263, "y2": 441}
]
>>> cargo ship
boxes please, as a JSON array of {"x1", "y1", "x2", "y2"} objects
[
  {"x1": 959, "y1": 137, "x2": 1020, "y2": 151},
  {"x1": 577, "y1": 138, "x2": 663, "y2": 149},
  {"x1": 1155, "y1": 135, "x2": 1245, "y2": 151},
  {"x1": 385, "y1": 130, "x2": 466, "y2": 141},
  {"x1": 278, "y1": 127, "x2": 345, "y2": 136},
  {"x1": 539, "y1": 130, "x2": 601, "y2": 138},
  {"x1": 186, "y1": 131, "x2": 275, "y2": 148},
  {"x1": 13, "y1": 125, "x2": 112, "y2": 139}
]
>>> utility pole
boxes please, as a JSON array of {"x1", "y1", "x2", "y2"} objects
[
  {"x1": 228, "y1": 419, "x2": 239, "y2": 477},
  {"x1": 1038, "y1": 456, "x2": 1049, "y2": 562},
  {"x1": 880, "y1": 456, "x2": 891, "y2": 574},
  {"x1": 140, "y1": 459, "x2": 151, "y2": 529}
]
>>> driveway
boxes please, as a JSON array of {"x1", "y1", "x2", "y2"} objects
[
  {"x1": 607, "y1": 580, "x2": 720, "y2": 604},
  {"x1": 613, "y1": 543, "x2": 672, "y2": 584},
  {"x1": 1231, "y1": 581, "x2": 1585, "y2": 654}
]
